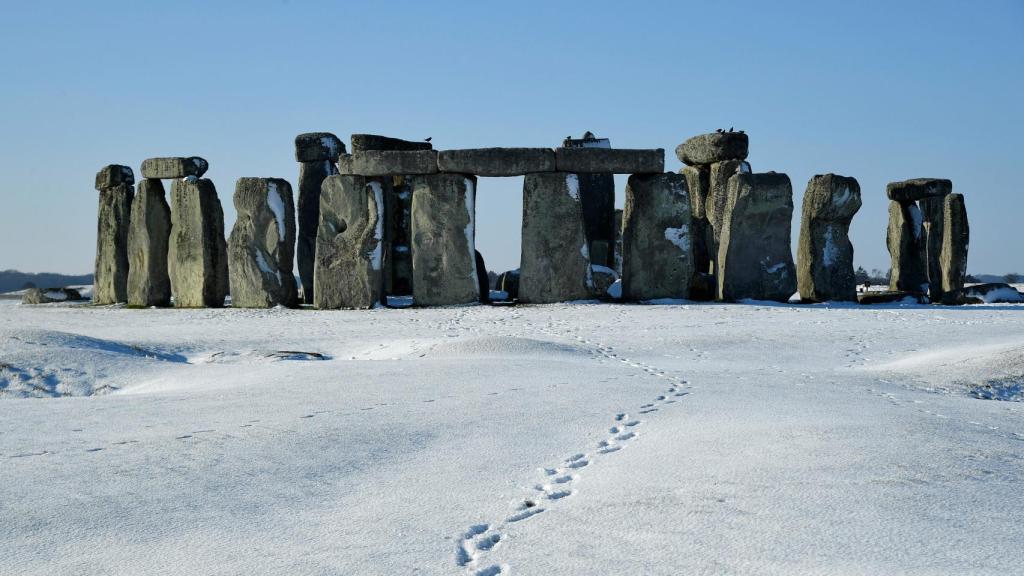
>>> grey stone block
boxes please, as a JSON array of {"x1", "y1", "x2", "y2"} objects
[
  {"x1": 681, "y1": 165, "x2": 713, "y2": 297},
  {"x1": 168, "y1": 178, "x2": 229, "y2": 307},
  {"x1": 228, "y1": 178, "x2": 299, "y2": 308},
  {"x1": 127, "y1": 179, "x2": 171, "y2": 307},
  {"x1": 554, "y1": 148, "x2": 664, "y2": 174},
  {"x1": 350, "y1": 134, "x2": 433, "y2": 153},
  {"x1": 919, "y1": 195, "x2": 946, "y2": 300},
  {"x1": 93, "y1": 183, "x2": 134, "y2": 304},
  {"x1": 676, "y1": 132, "x2": 749, "y2": 166},
  {"x1": 886, "y1": 200, "x2": 928, "y2": 294},
  {"x1": 705, "y1": 159, "x2": 752, "y2": 269},
  {"x1": 295, "y1": 132, "x2": 345, "y2": 162},
  {"x1": 621, "y1": 173, "x2": 694, "y2": 301},
  {"x1": 338, "y1": 150, "x2": 438, "y2": 176},
  {"x1": 519, "y1": 172, "x2": 594, "y2": 303},
  {"x1": 437, "y1": 148, "x2": 555, "y2": 176},
  {"x1": 886, "y1": 178, "x2": 952, "y2": 203},
  {"x1": 313, "y1": 175, "x2": 384, "y2": 309},
  {"x1": 717, "y1": 172, "x2": 797, "y2": 302},
  {"x1": 939, "y1": 193, "x2": 969, "y2": 303},
  {"x1": 141, "y1": 157, "x2": 209, "y2": 179},
  {"x1": 409, "y1": 173, "x2": 479, "y2": 306},
  {"x1": 797, "y1": 174, "x2": 862, "y2": 302},
  {"x1": 296, "y1": 160, "x2": 338, "y2": 304},
  {"x1": 95, "y1": 165, "x2": 135, "y2": 190}
]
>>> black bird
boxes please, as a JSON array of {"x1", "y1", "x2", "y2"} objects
[
  {"x1": 424, "y1": 137, "x2": 432, "y2": 142},
  {"x1": 728, "y1": 127, "x2": 733, "y2": 132},
  {"x1": 739, "y1": 130, "x2": 745, "y2": 134},
  {"x1": 716, "y1": 128, "x2": 723, "y2": 133}
]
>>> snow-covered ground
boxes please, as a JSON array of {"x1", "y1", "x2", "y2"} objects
[{"x1": 2, "y1": 298, "x2": 1023, "y2": 575}]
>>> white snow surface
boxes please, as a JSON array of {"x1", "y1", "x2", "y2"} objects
[
  {"x1": 266, "y1": 181, "x2": 287, "y2": 240},
  {"x1": 2, "y1": 299, "x2": 1024, "y2": 575},
  {"x1": 254, "y1": 247, "x2": 280, "y2": 285},
  {"x1": 663, "y1": 224, "x2": 691, "y2": 254}
]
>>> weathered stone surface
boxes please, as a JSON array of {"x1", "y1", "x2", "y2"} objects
[
  {"x1": 519, "y1": 173, "x2": 593, "y2": 303},
  {"x1": 20, "y1": 288, "x2": 82, "y2": 304},
  {"x1": 554, "y1": 148, "x2": 664, "y2": 174},
  {"x1": 94, "y1": 182, "x2": 134, "y2": 304},
  {"x1": 614, "y1": 209, "x2": 623, "y2": 275},
  {"x1": 127, "y1": 179, "x2": 171, "y2": 307},
  {"x1": 562, "y1": 133, "x2": 617, "y2": 269},
  {"x1": 797, "y1": 174, "x2": 862, "y2": 302},
  {"x1": 858, "y1": 290, "x2": 928, "y2": 305},
  {"x1": 621, "y1": 173, "x2": 694, "y2": 301},
  {"x1": 95, "y1": 165, "x2": 135, "y2": 191},
  {"x1": 919, "y1": 195, "x2": 946, "y2": 300},
  {"x1": 141, "y1": 157, "x2": 209, "y2": 179},
  {"x1": 681, "y1": 165, "x2": 709, "y2": 220},
  {"x1": 437, "y1": 148, "x2": 555, "y2": 176},
  {"x1": 295, "y1": 132, "x2": 345, "y2": 162},
  {"x1": 495, "y1": 269, "x2": 520, "y2": 300},
  {"x1": 296, "y1": 160, "x2": 337, "y2": 304},
  {"x1": 717, "y1": 172, "x2": 796, "y2": 302},
  {"x1": 886, "y1": 200, "x2": 928, "y2": 294},
  {"x1": 408, "y1": 173, "x2": 479, "y2": 306},
  {"x1": 706, "y1": 160, "x2": 751, "y2": 251},
  {"x1": 939, "y1": 193, "x2": 969, "y2": 303},
  {"x1": 350, "y1": 134, "x2": 432, "y2": 153},
  {"x1": 475, "y1": 250, "x2": 490, "y2": 304},
  {"x1": 591, "y1": 265, "x2": 618, "y2": 297},
  {"x1": 681, "y1": 164, "x2": 713, "y2": 297},
  {"x1": 886, "y1": 178, "x2": 952, "y2": 203},
  {"x1": 228, "y1": 178, "x2": 299, "y2": 308},
  {"x1": 313, "y1": 175, "x2": 384, "y2": 309},
  {"x1": 168, "y1": 178, "x2": 229, "y2": 307},
  {"x1": 384, "y1": 176, "x2": 413, "y2": 296},
  {"x1": 676, "y1": 132, "x2": 749, "y2": 166},
  {"x1": 338, "y1": 150, "x2": 438, "y2": 176}
]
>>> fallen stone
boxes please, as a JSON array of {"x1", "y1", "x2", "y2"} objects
[
  {"x1": 22, "y1": 288, "x2": 53, "y2": 304},
  {"x1": 797, "y1": 174, "x2": 862, "y2": 302},
  {"x1": 228, "y1": 177, "x2": 299, "y2": 308},
  {"x1": 313, "y1": 175, "x2": 384, "y2": 309},
  {"x1": 675, "y1": 132, "x2": 749, "y2": 166},
  {"x1": 408, "y1": 173, "x2": 479, "y2": 306},
  {"x1": 621, "y1": 172, "x2": 694, "y2": 301},
  {"x1": 519, "y1": 172, "x2": 593, "y2": 303},
  {"x1": 962, "y1": 283, "x2": 1022, "y2": 304},
  {"x1": 93, "y1": 182, "x2": 134, "y2": 304},
  {"x1": 141, "y1": 157, "x2": 209, "y2": 179},
  {"x1": 858, "y1": 290, "x2": 928, "y2": 305},
  {"x1": 338, "y1": 150, "x2": 438, "y2": 176},
  {"x1": 591, "y1": 265, "x2": 618, "y2": 297},
  {"x1": 717, "y1": 172, "x2": 797, "y2": 302},
  {"x1": 939, "y1": 193, "x2": 969, "y2": 303},
  {"x1": 295, "y1": 132, "x2": 345, "y2": 162},
  {"x1": 886, "y1": 200, "x2": 928, "y2": 294},
  {"x1": 168, "y1": 178, "x2": 229, "y2": 307},
  {"x1": 554, "y1": 148, "x2": 664, "y2": 174},
  {"x1": 296, "y1": 159, "x2": 338, "y2": 304},
  {"x1": 127, "y1": 179, "x2": 171, "y2": 307},
  {"x1": 350, "y1": 134, "x2": 433, "y2": 153},
  {"x1": 437, "y1": 148, "x2": 555, "y2": 176},
  {"x1": 886, "y1": 178, "x2": 952, "y2": 203},
  {"x1": 95, "y1": 164, "x2": 135, "y2": 190}
]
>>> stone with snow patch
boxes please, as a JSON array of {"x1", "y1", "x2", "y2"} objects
[
  {"x1": 94, "y1": 164, "x2": 135, "y2": 190},
  {"x1": 939, "y1": 193, "x2": 969, "y2": 304},
  {"x1": 705, "y1": 159, "x2": 751, "y2": 274},
  {"x1": 93, "y1": 181, "x2": 133, "y2": 304},
  {"x1": 886, "y1": 200, "x2": 928, "y2": 295},
  {"x1": 437, "y1": 148, "x2": 555, "y2": 177},
  {"x1": 495, "y1": 269, "x2": 520, "y2": 301},
  {"x1": 313, "y1": 175, "x2": 384, "y2": 309},
  {"x1": 21, "y1": 287, "x2": 83, "y2": 304},
  {"x1": 962, "y1": 283, "x2": 1021, "y2": 304},
  {"x1": 885, "y1": 178, "x2": 952, "y2": 203},
  {"x1": 675, "y1": 132, "x2": 749, "y2": 166},
  {"x1": 350, "y1": 134, "x2": 433, "y2": 153},
  {"x1": 716, "y1": 172, "x2": 796, "y2": 302},
  {"x1": 228, "y1": 178, "x2": 298, "y2": 308},
  {"x1": 797, "y1": 174, "x2": 862, "y2": 302},
  {"x1": 408, "y1": 173, "x2": 479, "y2": 306},
  {"x1": 621, "y1": 172, "x2": 694, "y2": 301},
  {"x1": 591, "y1": 264, "x2": 618, "y2": 297},
  {"x1": 127, "y1": 179, "x2": 171, "y2": 307},
  {"x1": 168, "y1": 178, "x2": 228, "y2": 307},
  {"x1": 338, "y1": 150, "x2": 438, "y2": 176},
  {"x1": 554, "y1": 148, "x2": 664, "y2": 174},
  {"x1": 857, "y1": 290, "x2": 928, "y2": 305},
  {"x1": 519, "y1": 172, "x2": 593, "y2": 303},
  {"x1": 141, "y1": 157, "x2": 209, "y2": 179},
  {"x1": 296, "y1": 159, "x2": 338, "y2": 304},
  {"x1": 294, "y1": 132, "x2": 345, "y2": 162}
]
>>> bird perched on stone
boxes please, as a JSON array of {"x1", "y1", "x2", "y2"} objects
[
  {"x1": 728, "y1": 127, "x2": 734, "y2": 132},
  {"x1": 424, "y1": 137, "x2": 432, "y2": 142},
  {"x1": 716, "y1": 128, "x2": 723, "y2": 133},
  {"x1": 739, "y1": 130, "x2": 745, "y2": 134}
]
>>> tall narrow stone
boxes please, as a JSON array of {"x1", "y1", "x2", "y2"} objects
[
  {"x1": 228, "y1": 178, "x2": 298, "y2": 308},
  {"x1": 886, "y1": 200, "x2": 928, "y2": 294},
  {"x1": 168, "y1": 178, "x2": 229, "y2": 307},
  {"x1": 295, "y1": 132, "x2": 343, "y2": 304},
  {"x1": 681, "y1": 164, "x2": 714, "y2": 299},
  {"x1": 519, "y1": 172, "x2": 593, "y2": 303},
  {"x1": 561, "y1": 132, "x2": 616, "y2": 269},
  {"x1": 313, "y1": 175, "x2": 384, "y2": 309},
  {"x1": 940, "y1": 193, "x2": 969, "y2": 303},
  {"x1": 127, "y1": 178, "x2": 171, "y2": 307},
  {"x1": 94, "y1": 165, "x2": 134, "y2": 304},
  {"x1": 797, "y1": 174, "x2": 862, "y2": 302},
  {"x1": 409, "y1": 173, "x2": 479, "y2": 306},
  {"x1": 384, "y1": 176, "x2": 413, "y2": 295},
  {"x1": 717, "y1": 173, "x2": 796, "y2": 302},
  {"x1": 919, "y1": 196, "x2": 946, "y2": 301},
  {"x1": 621, "y1": 173, "x2": 693, "y2": 301}
]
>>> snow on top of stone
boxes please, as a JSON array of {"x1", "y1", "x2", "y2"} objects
[
  {"x1": 738, "y1": 162, "x2": 751, "y2": 174},
  {"x1": 580, "y1": 139, "x2": 611, "y2": 149},
  {"x1": 266, "y1": 181, "x2": 287, "y2": 241},
  {"x1": 822, "y1": 224, "x2": 837, "y2": 268},
  {"x1": 254, "y1": 247, "x2": 281, "y2": 285},
  {"x1": 664, "y1": 225, "x2": 691, "y2": 254},
  {"x1": 591, "y1": 264, "x2": 617, "y2": 277},
  {"x1": 368, "y1": 181, "x2": 384, "y2": 271},
  {"x1": 191, "y1": 158, "x2": 204, "y2": 169},
  {"x1": 181, "y1": 175, "x2": 198, "y2": 182},
  {"x1": 464, "y1": 178, "x2": 477, "y2": 281}
]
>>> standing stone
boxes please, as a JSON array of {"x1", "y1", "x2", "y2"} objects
[
  {"x1": 519, "y1": 172, "x2": 593, "y2": 303},
  {"x1": 681, "y1": 164, "x2": 714, "y2": 299},
  {"x1": 295, "y1": 132, "x2": 344, "y2": 304},
  {"x1": 228, "y1": 178, "x2": 298, "y2": 308},
  {"x1": 939, "y1": 193, "x2": 969, "y2": 303},
  {"x1": 408, "y1": 173, "x2": 479, "y2": 306},
  {"x1": 561, "y1": 132, "x2": 616, "y2": 269},
  {"x1": 919, "y1": 195, "x2": 946, "y2": 301},
  {"x1": 621, "y1": 173, "x2": 694, "y2": 301},
  {"x1": 475, "y1": 250, "x2": 490, "y2": 304},
  {"x1": 127, "y1": 178, "x2": 171, "y2": 307},
  {"x1": 886, "y1": 200, "x2": 928, "y2": 294},
  {"x1": 168, "y1": 178, "x2": 229, "y2": 307},
  {"x1": 717, "y1": 173, "x2": 797, "y2": 302},
  {"x1": 613, "y1": 209, "x2": 624, "y2": 275},
  {"x1": 384, "y1": 176, "x2": 413, "y2": 295},
  {"x1": 706, "y1": 159, "x2": 752, "y2": 254},
  {"x1": 797, "y1": 174, "x2": 862, "y2": 302},
  {"x1": 313, "y1": 175, "x2": 384, "y2": 309},
  {"x1": 94, "y1": 165, "x2": 134, "y2": 305}
]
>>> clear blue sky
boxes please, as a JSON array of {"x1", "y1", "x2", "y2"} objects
[{"x1": 1, "y1": 0, "x2": 1021, "y2": 275}]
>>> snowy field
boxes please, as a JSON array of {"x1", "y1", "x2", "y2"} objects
[{"x1": 2, "y1": 298, "x2": 1023, "y2": 575}]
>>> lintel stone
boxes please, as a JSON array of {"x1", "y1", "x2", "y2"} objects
[
  {"x1": 554, "y1": 148, "x2": 664, "y2": 174},
  {"x1": 437, "y1": 148, "x2": 555, "y2": 176}
]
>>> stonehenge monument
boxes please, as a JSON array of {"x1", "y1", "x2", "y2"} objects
[
  {"x1": 168, "y1": 174, "x2": 229, "y2": 308},
  {"x1": 797, "y1": 174, "x2": 862, "y2": 302},
  {"x1": 127, "y1": 178, "x2": 171, "y2": 307},
  {"x1": 93, "y1": 165, "x2": 134, "y2": 304},
  {"x1": 313, "y1": 175, "x2": 384, "y2": 309},
  {"x1": 295, "y1": 132, "x2": 343, "y2": 304},
  {"x1": 621, "y1": 172, "x2": 694, "y2": 301},
  {"x1": 228, "y1": 177, "x2": 298, "y2": 308},
  {"x1": 409, "y1": 174, "x2": 479, "y2": 306}
]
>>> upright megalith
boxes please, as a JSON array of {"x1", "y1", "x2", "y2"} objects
[
  {"x1": 94, "y1": 164, "x2": 134, "y2": 304},
  {"x1": 561, "y1": 132, "x2": 617, "y2": 268},
  {"x1": 885, "y1": 178, "x2": 958, "y2": 300},
  {"x1": 409, "y1": 174, "x2": 479, "y2": 306},
  {"x1": 313, "y1": 175, "x2": 384, "y2": 309},
  {"x1": 295, "y1": 132, "x2": 343, "y2": 304},
  {"x1": 939, "y1": 193, "x2": 969, "y2": 303},
  {"x1": 519, "y1": 172, "x2": 593, "y2": 303},
  {"x1": 681, "y1": 165, "x2": 713, "y2": 300},
  {"x1": 168, "y1": 177, "x2": 229, "y2": 307},
  {"x1": 706, "y1": 159, "x2": 752, "y2": 254},
  {"x1": 127, "y1": 178, "x2": 171, "y2": 307},
  {"x1": 621, "y1": 172, "x2": 694, "y2": 301},
  {"x1": 717, "y1": 172, "x2": 796, "y2": 302},
  {"x1": 886, "y1": 200, "x2": 928, "y2": 294},
  {"x1": 228, "y1": 177, "x2": 298, "y2": 308},
  {"x1": 797, "y1": 174, "x2": 862, "y2": 302}
]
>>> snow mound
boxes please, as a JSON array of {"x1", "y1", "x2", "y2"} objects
[
  {"x1": 425, "y1": 336, "x2": 588, "y2": 359},
  {"x1": 866, "y1": 341, "x2": 1024, "y2": 401}
]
